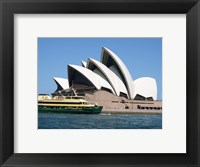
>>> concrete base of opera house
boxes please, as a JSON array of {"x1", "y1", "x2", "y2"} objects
[{"x1": 83, "y1": 90, "x2": 162, "y2": 114}]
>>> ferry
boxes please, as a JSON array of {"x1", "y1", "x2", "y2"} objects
[{"x1": 38, "y1": 94, "x2": 103, "y2": 114}]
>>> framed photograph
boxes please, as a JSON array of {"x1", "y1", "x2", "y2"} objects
[{"x1": 0, "y1": 0, "x2": 199, "y2": 166}]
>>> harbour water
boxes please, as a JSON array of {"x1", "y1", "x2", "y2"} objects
[{"x1": 38, "y1": 113, "x2": 162, "y2": 129}]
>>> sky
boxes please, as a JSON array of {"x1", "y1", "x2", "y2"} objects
[{"x1": 38, "y1": 38, "x2": 162, "y2": 100}]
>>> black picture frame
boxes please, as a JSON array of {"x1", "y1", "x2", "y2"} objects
[{"x1": 0, "y1": 0, "x2": 200, "y2": 166}]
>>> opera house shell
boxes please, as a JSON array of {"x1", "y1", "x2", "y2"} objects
[{"x1": 53, "y1": 47, "x2": 158, "y2": 102}]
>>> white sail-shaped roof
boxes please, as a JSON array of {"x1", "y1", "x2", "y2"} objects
[
  {"x1": 53, "y1": 77, "x2": 69, "y2": 90},
  {"x1": 133, "y1": 77, "x2": 157, "y2": 100},
  {"x1": 87, "y1": 58, "x2": 128, "y2": 96},
  {"x1": 81, "y1": 61, "x2": 87, "y2": 68},
  {"x1": 68, "y1": 64, "x2": 114, "y2": 94},
  {"x1": 101, "y1": 47, "x2": 134, "y2": 99}
]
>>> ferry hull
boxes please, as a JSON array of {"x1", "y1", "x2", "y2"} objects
[{"x1": 38, "y1": 106, "x2": 103, "y2": 114}]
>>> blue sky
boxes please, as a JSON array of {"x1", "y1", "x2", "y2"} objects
[{"x1": 38, "y1": 38, "x2": 162, "y2": 100}]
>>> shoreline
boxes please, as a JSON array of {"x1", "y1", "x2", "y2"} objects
[{"x1": 102, "y1": 108, "x2": 162, "y2": 114}]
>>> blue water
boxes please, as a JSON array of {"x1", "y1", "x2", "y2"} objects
[{"x1": 38, "y1": 113, "x2": 162, "y2": 129}]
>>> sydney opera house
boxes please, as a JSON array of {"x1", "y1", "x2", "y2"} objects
[{"x1": 52, "y1": 47, "x2": 162, "y2": 111}]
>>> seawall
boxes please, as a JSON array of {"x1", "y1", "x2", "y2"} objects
[{"x1": 102, "y1": 108, "x2": 162, "y2": 114}]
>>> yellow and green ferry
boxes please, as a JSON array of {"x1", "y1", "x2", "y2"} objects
[{"x1": 38, "y1": 94, "x2": 103, "y2": 114}]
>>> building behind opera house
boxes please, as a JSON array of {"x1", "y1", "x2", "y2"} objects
[{"x1": 52, "y1": 47, "x2": 162, "y2": 111}]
